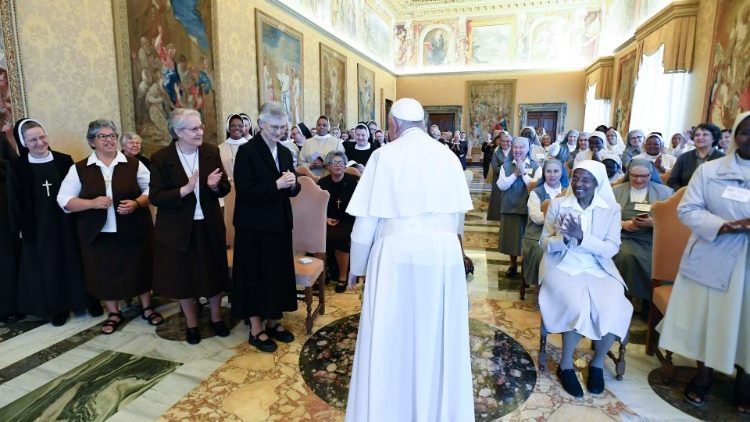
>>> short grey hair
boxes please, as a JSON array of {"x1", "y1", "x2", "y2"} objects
[
  {"x1": 325, "y1": 150, "x2": 348, "y2": 165},
  {"x1": 86, "y1": 119, "x2": 118, "y2": 141},
  {"x1": 168, "y1": 108, "x2": 201, "y2": 139},
  {"x1": 120, "y1": 131, "x2": 141, "y2": 148},
  {"x1": 258, "y1": 102, "x2": 287, "y2": 125}
]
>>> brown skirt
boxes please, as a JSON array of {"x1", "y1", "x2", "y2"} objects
[
  {"x1": 80, "y1": 232, "x2": 152, "y2": 301},
  {"x1": 154, "y1": 220, "x2": 229, "y2": 299}
]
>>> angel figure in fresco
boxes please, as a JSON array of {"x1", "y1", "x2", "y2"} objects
[
  {"x1": 155, "y1": 25, "x2": 182, "y2": 107},
  {"x1": 262, "y1": 58, "x2": 274, "y2": 102},
  {"x1": 290, "y1": 67, "x2": 301, "y2": 124},
  {"x1": 145, "y1": 68, "x2": 173, "y2": 143},
  {"x1": 278, "y1": 64, "x2": 292, "y2": 119},
  {"x1": 428, "y1": 32, "x2": 447, "y2": 65}
]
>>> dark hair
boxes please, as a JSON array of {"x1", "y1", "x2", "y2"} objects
[
  {"x1": 695, "y1": 122, "x2": 721, "y2": 146},
  {"x1": 354, "y1": 123, "x2": 369, "y2": 132},
  {"x1": 721, "y1": 128, "x2": 732, "y2": 135},
  {"x1": 374, "y1": 129, "x2": 383, "y2": 135},
  {"x1": 595, "y1": 125, "x2": 609, "y2": 133}
]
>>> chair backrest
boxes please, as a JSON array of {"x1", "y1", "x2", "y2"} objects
[
  {"x1": 659, "y1": 170, "x2": 671, "y2": 185},
  {"x1": 223, "y1": 184, "x2": 236, "y2": 248},
  {"x1": 526, "y1": 180, "x2": 538, "y2": 192},
  {"x1": 290, "y1": 176, "x2": 329, "y2": 253},
  {"x1": 295, "y1": 166, "x2": 320, "y2": 183},
  {"x1": 344, "y1": 166, "x2": 361, "y2": 177},
  {"x1": 651, "y1": 187, "x2": 690, "y2": 281},
  {"x1": 541, "y1": 199, "x2": 550, "y2": 215}
]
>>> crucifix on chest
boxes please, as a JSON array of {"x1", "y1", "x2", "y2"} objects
[
  {"x1": 42, "y1": 179, "x2": 52, "y2": 197},
  {"x1": 336, "y1": 198, "x2": 342, "y2": 210}
]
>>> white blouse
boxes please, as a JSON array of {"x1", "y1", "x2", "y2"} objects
[{"x1": 554, "y1": 194, "x2": 610, "y2": 278}]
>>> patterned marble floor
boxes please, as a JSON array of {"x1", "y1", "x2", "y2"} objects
[{"x1": 0, "y1": 170, "x2": 713, "y2": 421}]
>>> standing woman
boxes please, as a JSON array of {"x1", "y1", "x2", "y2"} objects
[
  {"x1": 556, "y1": 129, "x2": 580, "y2": 163},
  {"x1": 486, "y1": 132, "x2": 511, "y2": 221},
  {"x1": 150, "y1": 108, "x2": 231, "y2": 345},
  {"x1": 659, "y1": 112, "x2": 750, "y2": 413},
  {"x1": 232, "y1": 102, "x2": 300, "y2": 353},
  {"x1": 120, "y1": 132, "x2": 150, "y2": 170},
  {"x1": 480, "y1": 133, "x2": 496, "y2": 179},
  {"x1": 622, "y1": 129, "x2": 645, "y2": 170},
  {"x1": 58, "y1": 120, "x2": 159, "y2": 334},
  {"x1": 218, "y1": 113, "x2": 248, "y2": 247},
  {"x1": 497, "y1": 137, "x2": 541, "y2": 277},
  {"x1": 8, "y1": 119, "x2": 97, "y2": 326},
  {"x1": 0, "y1": 131, "x2": 20, "y2": 322}
]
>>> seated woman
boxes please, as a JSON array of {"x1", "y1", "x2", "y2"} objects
[
  {"x1": 347, "y1": 124, "x2": 375, "y2": 171},
  {"x1": 633, "y1": 133, "x2": 676, "y2": 174},
  {"x1": 668, "y1": 131, "x2": 694, "y2": 157},
  {"x1": 555, "y1": 130, "x2": 579, "y2": 163},
  {"x1": 622, "y1": 129, "x2": 645, "y2": 170},
  {"x1": 521, "y1": 159, "x2": 567, "y2": 286},
  {"x1": 605, "y1": 128, "x2": 626, "y2": 156},
  {"x1": 601, "y1": 153, "x2": 625, "y2": 185},
  {"x1": 318, "y1": 151, "x2": 358, "y2": 293},
  {"x1": 612, "y1": 159, "x2": 673, "y2": 305},
  {"x1": 58, "y1": 119, "x2": 159, "y2": 334},
  {"x1": 567, "y1": 131, "x2": 590, "y2": 168},
  {"x1": 659, "y1": 112, "x2": 750, "y2": 414},
  {"x1": 538, "y1": 160, "x2": 633, "y2": 398},
  {"x1": 667, "y1": 123, "x2": 724, "y2": 190},
  {"x1": 497, "y1": 137, "x2": 541, "y2": 276},
  {"x1": 531, "y1": 134, "x2": 559, "y2": 163}
]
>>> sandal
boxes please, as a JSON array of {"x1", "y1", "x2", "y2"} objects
[
  {"x1": 141, "y1": 305, "x2": 164, "y2": 326},
  {"x1": 684, "y1": 375, "x2": 711, "y2": 407},
  {"x1": 735, "y1": 367, "x2": 750, "y2": 415},
  {"x1": 101, "y1": 312, "x2": 123, "y2": 335},
  {"x1": 335, "y1": 279, "x2": 347, "y2": 293}
]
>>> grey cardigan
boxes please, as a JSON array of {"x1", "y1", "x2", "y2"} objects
[{"x1": 677, "y1": 154, "x2": 749, "y2": 291}]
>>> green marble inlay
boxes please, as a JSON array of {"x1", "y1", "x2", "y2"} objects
[{"x1": 0, "y1": 350, "x2": 179, "y2": 422}]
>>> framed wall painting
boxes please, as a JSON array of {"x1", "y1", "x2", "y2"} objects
[
  {"x1": 466, "y1": 80, "x2": 516, "y2": 139},
  {"x1": 614, "y1": 49, "x2": 638, "y2": 134},
  {"x1": 319, "y1": 44, "x2": 346, "y2": 129},
  {"x1": 256, "y1": 10, "x2": 304, "y2": 126},
  {"x1": 112, "y1": 0, "x2": 219, "y2": 155},
  {"x1": 357, "y1": 64, "x2": 375, "y2": 123},
  {"x1": 704, "y1": 0, "x2": 750, "y2": 129},
  {"x1": 0, "y1": 0, "x2": 27, "y2": 145}
]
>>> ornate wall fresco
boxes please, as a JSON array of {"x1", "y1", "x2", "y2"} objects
[
  {"x1": 320, "y1": 44, "x2": 346, "y2": 129},
  {"x1": 704, "y1": 0, "x2": 750, "y2": 129}
]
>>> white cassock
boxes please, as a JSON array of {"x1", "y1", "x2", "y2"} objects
[{"x1": 344, "y1": 127, "x2": 475, "y2": 422}]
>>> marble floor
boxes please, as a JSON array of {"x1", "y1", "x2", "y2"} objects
[{"x1": 0, "y1": 169, "x2": 736, "y2": 421}]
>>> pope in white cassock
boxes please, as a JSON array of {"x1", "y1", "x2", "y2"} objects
[{"x1": 344, "y1": 98, "x2": 475, "y2": 421}]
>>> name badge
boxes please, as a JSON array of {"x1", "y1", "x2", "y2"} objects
[
  {"x1": 634, "y1": 203, "x2": 651, "y2": 212},
  {"x1": 721, "y1": 185, "x2": 750, "y2": 203},
  {"x1": 524, "y1": 167, "x2": 533, "y2": 175},
  {"x1": 535, "y1": 153, "x2": 546, "y2": 160}
]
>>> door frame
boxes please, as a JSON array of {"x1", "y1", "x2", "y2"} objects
[
  {"x1": 424, "y1": 105, "x2": 463, "y2": 133},
  {"x1": 519, "y1": 103, "x2": 567, "y2": 136}
]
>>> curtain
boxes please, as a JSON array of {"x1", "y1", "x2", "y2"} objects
[
  {"x1": 629, "y1": 45, "x2": 691, "y2": 139},
  {"x1": 583, "y1": 82, "x2": 612, "y2": 131}
]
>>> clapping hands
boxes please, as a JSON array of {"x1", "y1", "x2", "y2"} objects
[{"x1": 557, "y1": 212, "x2": 583, "y2": 243}]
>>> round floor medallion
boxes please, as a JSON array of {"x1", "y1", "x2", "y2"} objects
[{"x1": 299, "y1": 314, "x2": 537, "y2": 420}]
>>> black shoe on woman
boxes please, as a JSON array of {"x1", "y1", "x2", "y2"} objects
[
  {"x1": 557, "y1": 366, "x2": 584, "y2": 399},
  {"x1": 210, "y1": 320, "x2": 230, "y2": 337},
  {"x1": 51, "y1": 312, "x2": 69, "y2": 327},
  {"x1": 335, "y1": 279, "x2": 347, "y2": 293},
  {"x1": 249, "y1": 330, "x2": 278, "y2": 352},
  {"x1": 587, "y1": 365, "x2": 605, "y2": 395},
  {"x1": 185, "y1": 326, "x2": 201, "y2": 345},
  {"x1": 684, "y1": 370, "x2": 712, "y2": 407},
  {"x1": 734, "y1": 367, "x2": 750, "y2": 415}
]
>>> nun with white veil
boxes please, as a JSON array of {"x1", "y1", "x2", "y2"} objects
[
  {"x1": 538, "y1": 160, "x2": 633, "y2": 399},
  {"x1": 344, "y1": 98, "x2": 475, "y2": 422}
]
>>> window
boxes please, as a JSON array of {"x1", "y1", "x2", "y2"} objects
[
  {"x1": 583, "y1": 82, "x2": 612, "y2": 132},
  {"x1": 629, "y1": 45, "x2": 691, "y2": 139}
]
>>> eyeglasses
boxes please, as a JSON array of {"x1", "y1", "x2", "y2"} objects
[
  {"x1": 95, "y1": 133, "x2": 119, "y2": 141},
  {"x1": 180, "y1": 124, "x2": 205, "y2": 134},
  {"x1": 629, "y1": 173, "x2": 651, "y2": 179},
  {"x1": 329, "y1": 160, "x2": 345, "y2": 166}
]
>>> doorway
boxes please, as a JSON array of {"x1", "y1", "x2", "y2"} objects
[
  {"x1": 526, "y1": 111, "x2": 558, "y2": 141},
  {"x1": 428, "y1": 113, "x2": 456, "y2": 133}
]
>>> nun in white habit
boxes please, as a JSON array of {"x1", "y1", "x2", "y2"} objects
[
  {"x1": 218, "y1": 113, "x2": 247, "y2": 246},
  {"x1": 538, "y1": 159, "x2": 633, "y2": 399},
  {"x1": 344, "y1": 98, "x2": 475, "y2": 422}
]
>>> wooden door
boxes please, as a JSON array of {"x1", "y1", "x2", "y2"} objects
[
  {"x1": 428, "y1": 113, "x2": 455, "y2": 134},
  {"x1": 526, "y1": 111, "x2": 558, "y2": 141}
]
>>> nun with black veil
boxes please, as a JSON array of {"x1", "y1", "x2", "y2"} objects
[{"x1": 6, "y1": 118, "x2": 101, "y2": 326}]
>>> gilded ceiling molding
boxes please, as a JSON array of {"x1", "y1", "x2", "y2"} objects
[
  {"x1": 634, "y1": 0, "x2": 699, "y2": 73},
  {"x1": 392, "y1": 0, "x2": 598, "y2": 19},
  {"x1": 584, "y1": 56, "x2": 614, "y2": 100}
]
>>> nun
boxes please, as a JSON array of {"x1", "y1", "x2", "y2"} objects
[
  {"x1": 521, "y1": 158, "x2": 567, "y2": 286},
  {"x1": 612, "y1": 159, "x2": 673, "y2": 303},
  {"x1": 605, "y1": 128, "x2": 626, "y2": 156},
  {"x1": 538, "y1": 160, "x2": 633, "y2": 398},
  {"x1": 497, "y1": 136, "x2": 541, "y2": 277},
  {"x1": 7, "y1": 118, "x2": 99, "y2": 325},
  {"x1": 218, "y1": 113, "x2": 248, "y2": 246},
  {"x1": 486, "y1": 132, "x2": 511, "y2": 222}
]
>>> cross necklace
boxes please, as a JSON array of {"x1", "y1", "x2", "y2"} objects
[{"x1": 42, "y1": 180, "x2": 52, "y2": 197}]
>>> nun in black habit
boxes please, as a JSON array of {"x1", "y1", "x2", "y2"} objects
[
  {"x1": 6, "y1": 118, "x2": 101, "y2": 326},
  {"x1": 0, "y1": 132, "x2": 21, "y2": 322}
]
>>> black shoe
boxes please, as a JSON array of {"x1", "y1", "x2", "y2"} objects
[
  {"x1": 505, "y1": 267, "x2": 518, "y2": 277},
  {"x1": 267, "y1": 324, "x2": 295, "y2": 343},
  {"x1": 587, "y1": 365, "x2": 605, "y2": 395},
  {"x1": 210, "y1": 320, "x2": 230, "y2": 337},
  {"x1": 557, "y1": 366, "x2": 584, "y2": 398},
  {"x1": 186, "y1": 326, "x2": 201, "y2": 345},
  {"x1": 335, "y1": 279, "x2": 347, "y2": 293},
  {"x1": 249, "y1": 330, "x2": 278, "y2": 352},
  {"x1": 51, "y1": 312, "x2": 69, "y2": 327}
]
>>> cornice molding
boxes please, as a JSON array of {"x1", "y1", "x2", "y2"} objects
[
  {"x1": 634, "y1": 0, "x2": 699, "y2": 41},
  {"x1": 585, "y1": 56, "x2": 614, "y2": 75}
]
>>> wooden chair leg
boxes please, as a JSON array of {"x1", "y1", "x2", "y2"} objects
[
  {"x1": 538, "y1": 319, "x2": 548, "y2": 372},
  {"x1": 318, "y1": 274, "x2": 326, "y2": 315},
  {"x1": 520, "y1": 279, "x2": 526, "y2": 301},
  {"x1": 645, "y1": 303, "x2": 660, "y2": 356},
  {"x1": 304, "y1": 286, "x2": 313, "y2": 335}
]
